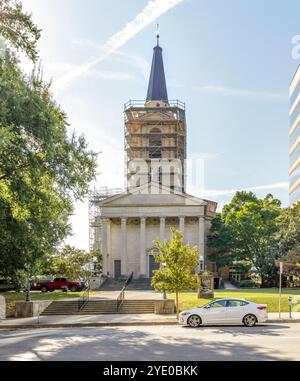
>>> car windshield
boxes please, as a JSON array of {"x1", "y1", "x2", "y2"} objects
[{"x1": 199, "y1": 301, "x2": 213, "y2": 308}]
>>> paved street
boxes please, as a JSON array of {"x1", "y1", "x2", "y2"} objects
[{"x1": 0, "y1": 323, "x2": 300, "y2": 361}]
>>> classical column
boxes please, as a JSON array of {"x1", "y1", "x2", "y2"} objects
[
  {"x1": 140, "y1": 217, "x2": 146, "y2": 277},
  {"x1": 101, "y1": 218, "x2": 108, "y2": 276},
  {"x1": 107, "y1": 219, "x2": 111, "y2": 276},
  {"x1": 120, "y1": 218, "x2": 127, "y2": 276},
  {"x1": 179, "y1": 216, "x2": 185, "y2": 235},
  {"x1": 160, "y1": 217, "x2": 165, "y2": 240},
  {"x1": 198, "y1": 216, "x2": 205, "y2": 270}
]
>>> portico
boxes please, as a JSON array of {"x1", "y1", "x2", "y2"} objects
[{"x1": 98, "y1": 185, "x2": 216, "y2": 280}]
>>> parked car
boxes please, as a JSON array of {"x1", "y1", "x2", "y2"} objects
[
  {"x1": 178, "y1": 298, "x2": 267, "y2": 327},
  {"x1": 35, "y1": 278, "x2": 85, "y2": 293},
  {"x1": 0, "y1": 279, "x2": 14, "y2": 292}
]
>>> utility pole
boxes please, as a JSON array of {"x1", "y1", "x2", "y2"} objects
[{"x1": 279, "y1": 261, "x2": 283, "y2": 319}]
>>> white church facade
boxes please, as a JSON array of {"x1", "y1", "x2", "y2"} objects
[{"x1": 91, "y1": 33, "x2": 218, "y2": 281}]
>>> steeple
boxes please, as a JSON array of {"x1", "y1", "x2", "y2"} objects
[{"x1": 146, "y1": 27, "x2": 168, "y2": 102}]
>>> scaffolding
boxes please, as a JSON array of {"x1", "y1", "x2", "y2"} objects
[
  {"x1": 88, "y1": 187, "x2": 124, "y2": 252},
  {"x1": 124, "y1": 100, "x2": 187, "y2": 192}
]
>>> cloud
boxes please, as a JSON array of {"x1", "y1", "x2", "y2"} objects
[
  {"x1": 53, "y1": 0, "x2": 184, "y2": 91},
  {"x1": 72, "y1": 39, "x2": 150, "y2": 80},
  {"x1": 200, "y1": 181, "x2": 289, "y2": 198},
  {"x1": 193, "y1": 85, "x2": 287, "y2": 101},
  {"x1": 47, "y1": 62, "x2": 133, "y2": 81}
]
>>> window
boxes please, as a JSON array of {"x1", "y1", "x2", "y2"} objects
[
  {"x1": 209, "y1": 300, "x2": 227, "y2": 308},
  {"x1": 227, "y1": 300, "x2": 248, "y2": 308},
  {"x1": 149, "y1": 128, "x2": 162, "y2": 147}
]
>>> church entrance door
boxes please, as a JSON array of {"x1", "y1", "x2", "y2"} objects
[
  {"x1": 149, "y1": 255, "x2": 160, "y2": 278},
  {"x1": 114, "y1": 260, "x2": 121, "y2": 280}
]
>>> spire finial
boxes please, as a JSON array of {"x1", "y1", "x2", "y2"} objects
[{"x1": 156, "y1": 23, "x2": 160, "y2": 46}]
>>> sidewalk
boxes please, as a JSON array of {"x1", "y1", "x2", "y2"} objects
[
  {"x1": 1, "y1": 312, "x2": 300, "y2": 329},
  {"x1": 267, "y1": 312, "x2": 300, "y2": 323},
  {"x1": 0, "y1": 313, "x2": 177, "y2": 329}
]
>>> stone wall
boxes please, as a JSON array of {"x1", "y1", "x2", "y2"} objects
[
  {"x1": 154, "y1": 300, "x2": 175, "y2": 314},
  {"x1": 0, "y1": 296, "x2": 5, "y2": 319},
  {"x1": 15, "y1": 301, "x2": 52, "y2": 318}
]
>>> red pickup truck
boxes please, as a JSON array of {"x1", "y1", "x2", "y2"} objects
[{"x1": 36, "y1": 278, "x2": 85, "y2": 293}]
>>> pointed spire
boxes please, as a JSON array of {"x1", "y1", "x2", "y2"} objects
[{"x1": 146, "y1": 27, "x2": 168, "y2": 102}]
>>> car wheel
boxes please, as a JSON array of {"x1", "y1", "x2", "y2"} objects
[
  {"x1": 243, "y1": 314, "x2": 257, "y2": 327},
  {"x1": 41, "y1": 286, "x2": 48, "y2": 293},
  {"x1": 70, "y1": 285, "x2": 78, "y2": 292},
  {"x1": 187, "y1": 315, "x2": 202, "y2": 328}
]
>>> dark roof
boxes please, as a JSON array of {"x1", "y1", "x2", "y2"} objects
[{"x1": 146, "y1": 44, "x2": 168, "y2": 102}]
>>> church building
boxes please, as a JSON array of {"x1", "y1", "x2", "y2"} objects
[{"x1": 91, "y1": 34, "x2": 217, "y2": 281}]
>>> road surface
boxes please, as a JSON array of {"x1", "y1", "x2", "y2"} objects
[{"x1": 0, "y1": 323, "x2": 300, "y2": 361}]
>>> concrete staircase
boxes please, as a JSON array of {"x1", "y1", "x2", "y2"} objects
[
  {"x1": 99, "y1": 278, "x2": 153, "y2": 291},
  {"x1": 41, "y1": 299, "x2": 155, "y2": 315}
]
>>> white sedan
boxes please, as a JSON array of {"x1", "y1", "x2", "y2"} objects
[{"x1": 178, "y1": 298, "x2": 267, "y2": 327}]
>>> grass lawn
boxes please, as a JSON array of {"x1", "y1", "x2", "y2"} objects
[
  {"x1": 168, "y1": 288, "x2": 300, "y2": 313},
  {"x1": 1, "y1": 290, "x2": 83, "y2": 304}
]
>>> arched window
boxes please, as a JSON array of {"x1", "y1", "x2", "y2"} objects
[{"x1": 149, "y1": 128, "x2": 162, "y2": 147}]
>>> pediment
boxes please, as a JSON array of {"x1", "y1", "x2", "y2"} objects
[{"x1": 99, "y1": 183, "x2": 209, "y2": 207}]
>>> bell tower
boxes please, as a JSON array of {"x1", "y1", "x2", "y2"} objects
[{"x1": 124, "y1": 33, "x2": 187, "y2": 193}]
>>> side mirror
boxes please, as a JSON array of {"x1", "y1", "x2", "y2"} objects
[{"x1": 204, "y1": 305, "x2": 211, "y2": 309}]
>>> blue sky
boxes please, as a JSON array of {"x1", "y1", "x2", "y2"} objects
[{"x1": 20, "y1": 0, "x2": 300, "y2": 250}]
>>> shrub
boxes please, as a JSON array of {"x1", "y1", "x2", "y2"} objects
[{"x1": 239, "y1": 279, "x2": 256, "y2": 288}]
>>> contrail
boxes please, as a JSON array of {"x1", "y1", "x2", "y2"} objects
[{"x1": 53, "y1": 0, "x2": 184, "y2": 91}]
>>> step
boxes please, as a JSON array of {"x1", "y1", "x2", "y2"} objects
[{"x1": 41, "y1": 299, "x2": 156, "y2": 315}]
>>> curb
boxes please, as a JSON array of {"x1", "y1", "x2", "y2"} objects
[
  {"x1": 266, "y1": 319, "x2": 300, "y2": 323},
  {"x1": 0, "y1": 321, "x2": 179, "y2": 329},
  {"x1": 1, "y1": 319, "x2": 300, "y2": 329}
]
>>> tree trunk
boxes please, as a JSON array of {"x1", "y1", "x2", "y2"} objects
[{"x1": 175, "y1": 290, "x2": 179, "y2": 319}]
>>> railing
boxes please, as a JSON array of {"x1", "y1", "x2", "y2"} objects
[
  {"x1": 124, "y1": 99, "x2": 185, "y2": 111},
  {"x1": 116, "y1": 272, "x2": 134, "y2": 311},
  {"x1": 78, "y1": 280, "x2": 90, "y2": 311}
]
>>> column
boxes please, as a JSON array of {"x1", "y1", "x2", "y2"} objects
[
  {"x1": 101, "y1": 218, "x2": 108, "y2": 276},
  {"x1": 140, "y1": 217, "x2": 146, "y2": 277},
  {"x1": 179, "y1": 216, "x2": 185, "y2": 235},
  {"x1": 198, "y1": 216, "x2": 205, "y2": 271},
  {"x1": 160, "y1": 217, "x2": 165, "y2": 240},
  {"x1": 120, "y1": 218, "x2": 127, "y2": 276},
  {"x1": 107, "y1": 219, "x2": 111, "y2": 276}
]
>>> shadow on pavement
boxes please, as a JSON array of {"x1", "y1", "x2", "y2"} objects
[{"x1": 0, "y1": 325, "x2": 292, "y2": 361}]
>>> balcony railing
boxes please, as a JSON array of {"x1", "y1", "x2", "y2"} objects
[{"x1": 124, "y1": 99, "x2": 185, "y2": 111}]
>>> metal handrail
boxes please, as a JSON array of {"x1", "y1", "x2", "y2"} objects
[
  {"x1": 116, "y1": 272, "x2": 134, "y2": 311},
  {"x1": 78, "y1": 280, "x2": 90, "y2": 311},
  {"x1": 124, "y1": 99, "x2": 185, "y2": 111}
]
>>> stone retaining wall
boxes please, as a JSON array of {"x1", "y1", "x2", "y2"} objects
[
  {"x1": 154, "y1": 300, "x2": 175, "y2": 314},
  {"x1": 15, "y1": 301, "x2": 52, "y2": 318}
]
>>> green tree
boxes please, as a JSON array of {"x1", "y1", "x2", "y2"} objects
[
  {"x1": 47, "y1": 246, "x2": 95, "y2": 281},
  {"x1": 0, "y1": 51, "x2": 97, "y2": 284},
  {"x1": 208, "y1": 192, "x2": 282, "y2": 287},
  {"x1": 0, "y1": 0, "x2": 41, "y2": 61},
  {"x1": 278, "y1": 248, "x2": 300, "y2": 287},
  {"x1": 91, "y1": 248, "x2": 102, "y2": 276},
  {"x1": 151, "y1": 228, "x2": 199, "y2": 318},
  {"x1": 276, "y1": 202, "x2": 300, "y2": 254}
]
